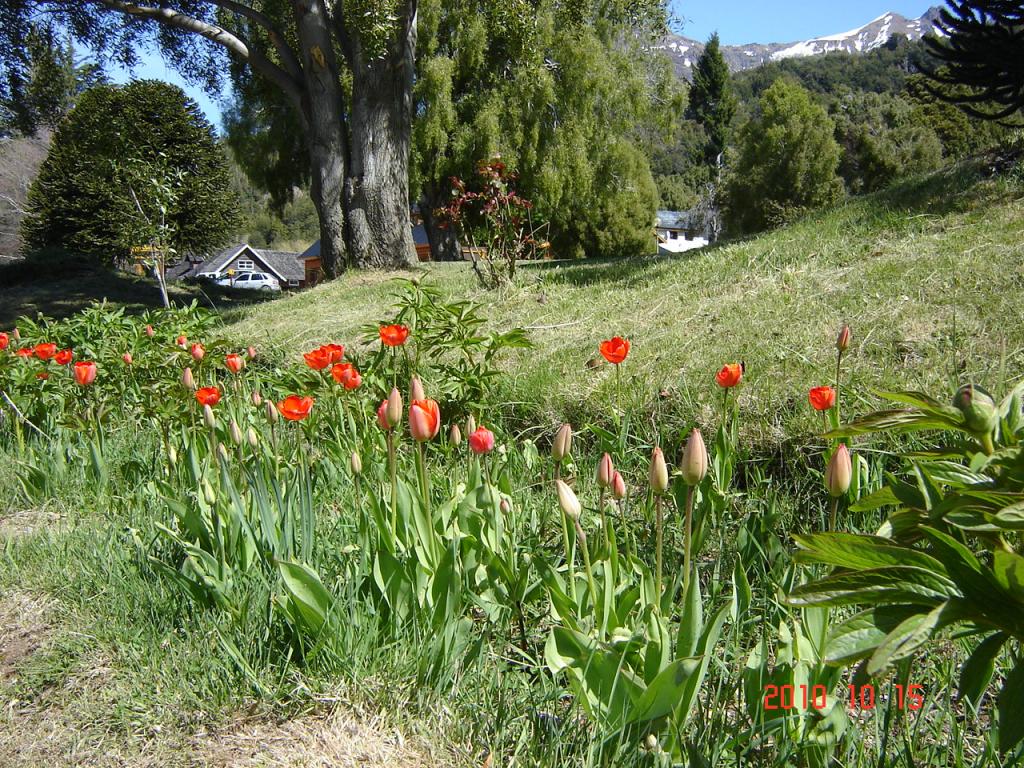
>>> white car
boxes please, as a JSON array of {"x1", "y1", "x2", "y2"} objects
[{"x1": 215, "y1": 271, "x2": 281, "y2": 292}]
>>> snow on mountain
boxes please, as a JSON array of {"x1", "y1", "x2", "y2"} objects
[{"x1": 658, "y1": 6, "x2": 943, "y2": 79}]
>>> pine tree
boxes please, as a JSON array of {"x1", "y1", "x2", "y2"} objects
[
  {"x1": 923, "y1": 1, "x2": 1024, "y2": 122},
  {"x1": 686, "y1": 33, "x2": 737, "y2": 165}
]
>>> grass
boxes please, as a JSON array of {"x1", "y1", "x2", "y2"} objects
[{"x1": 1, "y1": 161, "x2": 1022, "y2": 766}]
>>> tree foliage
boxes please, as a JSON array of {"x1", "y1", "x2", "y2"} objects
[
  {"x1": 724, "y1": 79, "x2": 844, "y2": 234},
  {"x1": 22, "y1": 80, "x2": 239, "y2": 263},
  {"x1": 923, "y1": 0, "x2": 1024, "y2": 122},
  {"x1": 685, "y1": 33, "x2": 736, "y2": 164}
]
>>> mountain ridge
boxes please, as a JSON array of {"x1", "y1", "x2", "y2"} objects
[{"x1": 660, "y1": 6, "x2": 944, "y2": 79}]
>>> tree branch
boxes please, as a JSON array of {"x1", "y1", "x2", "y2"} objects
[{"x1": 209, "y1": 0, "x2": 304, "y2": 82}]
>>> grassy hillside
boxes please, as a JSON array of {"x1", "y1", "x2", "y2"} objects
[{"x1": 224, "y1": 162, "x2": 1024, "y2": 446}]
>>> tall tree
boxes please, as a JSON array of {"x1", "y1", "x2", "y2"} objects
[
  {"x1": 923, "y1": 0, "x2": 1024, "y2": 122},
  {"x1": 0, "y1": 1, "x2": 421, "y2": 277},
  {"x1": 685, "y1": 32, "x2": 736, "y2": 165},
  {"x1": 22, "y1": 80, "x2": 239, "y2": 266}
]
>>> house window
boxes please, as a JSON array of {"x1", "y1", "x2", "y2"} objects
[
  {"x1": 237, "y1": 258, "x2": 255, "y2": 271},
  {"x1": 288, "y1": 279, "x2": 299, "y2": 287},
  {"x1": 669, "y1": 231, "x2": 678, "y2": 240}
]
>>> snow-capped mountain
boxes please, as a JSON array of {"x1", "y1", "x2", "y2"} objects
[{"x1": 659, "y1": 7, "x2": 944, "y2": 79}]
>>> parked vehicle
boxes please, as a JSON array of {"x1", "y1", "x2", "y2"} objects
[{"x1": 214, "y1": 271, "x2": 281, "y2": 292}]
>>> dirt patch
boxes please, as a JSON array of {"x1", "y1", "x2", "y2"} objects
[
  {"x1": 0, "y1": 591, "x2": 51, "y2": 685},
  {"x1": 195, "y1": 708, "x2": 449, "y2": 768},
  {"x1": 0, "y1": 505, "x2": 60, "y2": 540}
]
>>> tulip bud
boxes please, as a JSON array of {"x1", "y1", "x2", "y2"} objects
[
  {"x1": 168, "y1": 444, "x2": 178, "y2": 465},
  {"x1": 217, "y1": 443, "x2": 229, "y2": 463},
  {"x1": 596, "y1": 452, "x2": 614, "y2": 488},
  {"x1": 644, "y1": 734, "x2": 659, "y2": 752},
  {"x1": 386, "y1": 387, "x2": 403, "y2": 428},
  {"x1": 251, "y1": 390, "x2": 263, "y2": 408},
  {"x1": 552, "y1": 423, "x2": 572, "y2": 462},
  {"x1": 825, "y1": 443, "x2": 852, "y2": 498},
  {"x1": 680, "y1": 428, "x2": 708, "y2": 486},
  {"x1": 122, "y1": 352, "x2": 133, "y2": 365},
  {"x1": 145, "y1": 324, "x2": 155, "y2": 338},
  {"x1": 649, "y1": 446, "x2": 669, "y2": 494},
  {"x1": 611, "y1": 471, "x2": 626, "y2": 500},
  {"x1": 410, "y1": 375, "x2": 425, "y2": 402},
  {"x1": 247, "y1": 345, "x2": 257, "y2": 360},
  {"x1": 266, "y1": 400, "x2": 278, "y2": 424},
  {"x1": 500, "y1": 498, "x2": 511, "y2": 514},
  {"x1": 953, "y1": 384, "x2": 998, "y2": 437},
  {"x1": 466, "y1": 414, "x2": 477, "y2": 436},
  {"x1": 229, "y1": 419, "x2": 243, "y2": 446},
  {"x1": 247, "y1": 427, "x2": 259, "y2": 448},
  {"x1": 449, "y1": 423, "x2": 462, "y2": 447},
  {"x1": 350, "y1": 451, "x2": 362, "y2": 475},
  {"x1": 555, "y1": 479, "x2": 581, "y2": 521},
  {"x1": 203, "y1": 480, "x2": 217, "y2": 506},
  {"x1": 836, "y1": 324, "x2": 851, "y2": 353},
  {"x1": 190, "y1": 342, "x2": 205, "y2": 361},
  {"x1": 13, "y1": 327, "x2": 21, "y2": 340},
  {"x1": 203, "y1": 404, "x2": 217, "y2": 430},
  {"x1": 181, "y1": 367, "x2": 195, "y2": 391}
]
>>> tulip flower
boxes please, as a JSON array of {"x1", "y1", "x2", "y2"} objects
[
  {"x1": 808, "y1": 386, "x2": 836, "y2": 412},
  {"x1": 715, "y1": 363, "x2": 743, "y2": 388},
  {"x1": 145, "y1": 324, "x2": 155, "y2": 338},
  {"x1": 409, "y1": 399, "x2": 441, "y2": 441},
  {"x1": 34, "y1": 343, "x2": 57, "y2": 361},
  {"x1": 331, "y1": 363, "x2": 361, "y2": 389},
  {"x1": 36, "y1": 371, "x2": 49, "y2": 380},
  {"x1": 303, "y1": 346, "x2": 333, "y2": 370},
  {"x1": 225, "y1": 353, "x2": 245, "y2": 374},
  {"x1": 468, "y1": 426, "x2": 495, "y2": 454},
  {"x1": 0, "y1": 332, "x2": 7, "y2": 351},
  {"x1": 182, "y1": 367, "x2": 196, "y2": 391},
  {"x1": 122, "y1": 353, "x2": 133, "y2": 365},
  {"x1": 386, "y1": 387, "x2": 403, "y2": 429},
  {"x1": 54, "y1": 349, "x2": 73, "y2": 366},
  {"x1": 176, "y1": 335, "x2": 187, "y2": 348},
  {"x1": 195, "y1": 386, "x2": 221, "y2": 407},
  {"x1": 278, "y1": 395, "x2": 314, "y2": 421},
  {"x1": 825, "y1": 443, "x2": 852, "y2": 530},
  {"x1": 599, "y1": 336, "x2": 630, "y2": 365},
  {"x1": 379, "y1": 324, "x2": 410, "y2": 347},
  {"x1": 15, "y1": 348, "x2": 32, "y2": 358},
  {"x1": 73, "y1": 360, "x2": 97, "y2": 386},
  {"x1": 322, "y1": 343, "x2": 345, "y2": 363},
  {"x1": 190, "y1": 343, "x2": 205, "y2": 361}
]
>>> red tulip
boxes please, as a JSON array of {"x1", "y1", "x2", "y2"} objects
[
  {"x1": 36, "y1": 371, "x2": 49, "y2": 380},
  {"x1": 145, "y1": 324, "x2": 155, "y2": 338},
  {"x1": 278, "y1": 395, "x2": 314, "y2": 421},
  {"x1": 15, "y1": 348, "x2": 32, "y2": 358},
  {"x1": 303, "y1": 346, "x2": 333, "y2": 370},
  {"x1": 0, "y1": 332, "x2": 8, "y2": 351},
  {"x1": 808, "y1": 386, "x2": 836, "y2": 411},
  {"x1": 54, "y1": 349, "x2": 73, "y2": 366},
  {"x1": 322, "y1": 343, "x2": 345, "y2": 363},
  {"x1": 599, "y1": 336, "x2": 630, "y2": 365},
  {"x1": 33, "y1": 343, "x2": 57, "y2": 361},
  {"x1": 176, "y1": 334, "x2": 187, "y2": 348},
  {"x1": 468, "y1": 426, "x2": 495, "y2": 454},
  {"x1": 190, "y1": 343, "x2": 205, "y2": 361},
  {"x1": 122, "y1": 353, "x2": 133, "y2": 365},
  {"x1": 409, "y1": 398, "x2": 441, "y2": 441},
  {"x1": 195, "y1": 386, "x2": 221, "y2": 407},
  {"x1": 715, "y1": 363, "x2": 743, "y2": 388},
  {"x1": 379, "y1": 324, "x2": 410, "y2": 347},
  {"x1": 332, "y1": 363, "x2": 361, "y2": 390},
  {"x1": 377, "y1": 399, "x2": 391, "y2": 430},
  {"x1": 73, "y1": 360, "x2": 97, "y2": 386},
  {"x1": 225, "y1": 353, "x2": 245, "y2": 374}
]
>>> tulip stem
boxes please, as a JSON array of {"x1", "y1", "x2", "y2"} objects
[
  {"x1": 599, "y1": 487, "x2": 609, "y2": 553},
  {"x1": 835, "y1": 350, "x2": 843, "y2": 423},
  {"x1": 684, "y1": 485, "x2": 694, "y2": 599},
  {"x1": 417, "y1": 440, "x2": 431, "y2": 522},
  {"x1": 560, "y1": 508, "x2": 577, "y2": 604},
  {"x1": 829, "y1": 497, "x2": 839, "y2": 532},
  {"x1": 388, "y1": 431, "x2": 398, "y2": 536},
  {"x1": 575, "y1": 521, "x2": 600, "y2": 636},
  {"x1": 655, "y1": 493, "x2": 664, "y2": 610}
]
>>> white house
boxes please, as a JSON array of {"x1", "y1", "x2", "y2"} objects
[{"x1": 655, "y1": 209, "x2": 712, "y2": 255}]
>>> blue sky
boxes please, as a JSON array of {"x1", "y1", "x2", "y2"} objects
[{"x1": 111, "y1": 1, "x2": 937, "y2": 130}]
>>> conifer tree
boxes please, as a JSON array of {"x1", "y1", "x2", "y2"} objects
[{"x1": 686, "y1": 33, "x2": 737, "y2": 165}]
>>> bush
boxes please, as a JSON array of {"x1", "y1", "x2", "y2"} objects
[{"x1": 724, "y1": 79, "x2": 844, "y2": 234}]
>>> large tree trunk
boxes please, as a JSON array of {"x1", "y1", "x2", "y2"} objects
[
  {"x1": 419, "y1": 185, "x2": 461, "y2": 261},
  {"x1": 344, "y1": 1, "x2": 417, "y2": 269},
  {"x1": 295, "y1": 0, "x2": 349, "y2": 278}
]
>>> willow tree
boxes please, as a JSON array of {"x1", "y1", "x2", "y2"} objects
[{"x1": 0, "y1": 1, "x2": 419, "y2": 276}]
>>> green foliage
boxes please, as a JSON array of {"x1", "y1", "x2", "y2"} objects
[
  {"x1": 724, "y1": 79, "x2": 844, "y2": 234},
  {"x1": 22, "y1": 81, "x2": 239, "y2": 263},
  {"x1": 832, "y1": 91, "x2": 943, "y2": 194},
  {"x1": 790, "y1": 382, "x2": 1024, "y2": 753},
  {"x1": 686, "y1": 33, "x2": 737, "y2": 164}
]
